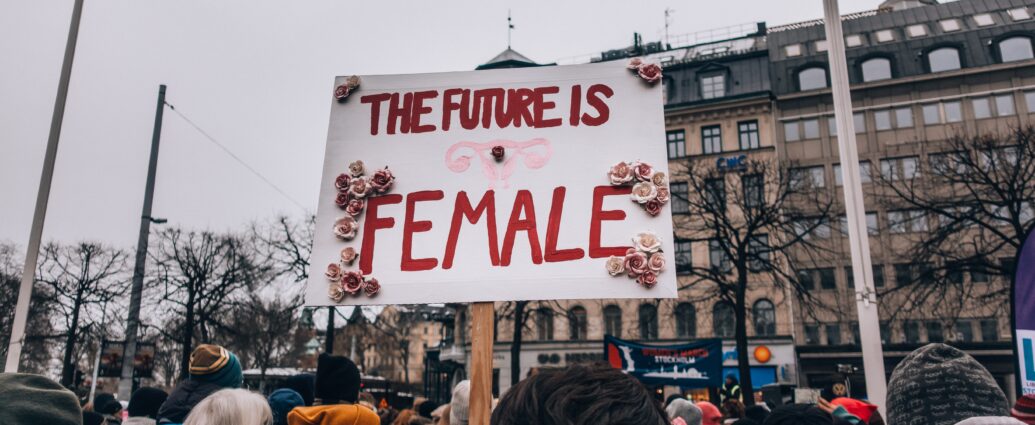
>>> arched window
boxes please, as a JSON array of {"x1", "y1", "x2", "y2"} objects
[
  {"x1": 797, "y1": 67, "x2": 828, "y2": 91},
  {"x1": 639, "y1": 304, "x2": 659, "y2": 340},
  {"x1": 753, "y1": 299, "x2": 777, "y2": 336},
  {"x1": 860, "y1": 57, "x2": 892, "y2": 82},
  {"x1": 713, "y1": 302, "x2": 735, "y2": 338},
  {"x1": 603, "y1": 305, "x2": 623, "y2": 338},
  {"x1": 674, "y1": 303, "x2": 696, "y2": 338},
  {"x1": 536, "y1": 308, "x2": 554, "y2": 341},
  {"x1": 568, "y1": 306, "x2": 588, "y2": 341},
  {"x1": 927, "y1": 47, "x2": 961, "y2": 72},
  {"x1": 999, "y1": 37, "x2": 1034, "y2": 62}
]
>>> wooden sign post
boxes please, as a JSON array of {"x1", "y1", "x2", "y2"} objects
[{"x1": 468, "y1": 302, "x2": 495, "y2": 425}]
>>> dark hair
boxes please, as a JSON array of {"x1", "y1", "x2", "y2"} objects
[
  {"x1": 744, "y1": 405, "x2": 770, "y2": 423},
  {"x1": 723, "y1": 398, "x2": 746, "y2": 419},
  {"x1": 417, "y1": 401, "x2": 439, "y2": 419},
  {"x1": 490, "y1": 363, "x2": 667, "y2": 425},
  {"x1": 762, "y1": 404, "x2": 830, "y2": 425},
  {"x1": 315, "y1": 354, "x2": 361, "y2": 404},
  {"x1": 128, "y1": 387, "x2": 168, "y2": 418}
]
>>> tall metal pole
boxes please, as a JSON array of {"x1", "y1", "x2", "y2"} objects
[
  {"x1": 4, "y1": 0, "x2": 85, "y2": 373},
  {"x1": 118, "y1": 84, "x2": 166, "y2": 400},
  {"x1": 325, "y1": 306, "x2": 335, "y2": 353},
  {"x1": 822, "y1": 0, "x2": 888, "y2": 414}
]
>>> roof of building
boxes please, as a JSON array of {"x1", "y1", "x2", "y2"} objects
[{"x1": 476, "y1": 47, "x2": 552, "y2": 70}]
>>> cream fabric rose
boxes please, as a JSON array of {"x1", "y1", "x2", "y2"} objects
[
  {"x1": 348, "y1": 160, "x2": 365, "y2": 177},
  {"x1": 633, "y1": 231, "x2": 662, "y2": 253},
  {"x1": 631, "y1": 182, "x2": 658, "y2": 204},
  {"x1": 605, "y1": 256, "x2": 626, "y2": 276},
  {"x1": 655, "y1": 186, "x2": 670, "y2": 204},
  {"x1": 651, "y1": 172, "x2": 667, "y2": 187},
  {"x1": 340, "y1": 247, "x2": 358, "y2": 265},
  {"x1": 348, "y1": 177, "x2": 370, "y2": 199},
  {"x1": 632, "y1": 161, "x2": 654, "y2": 181},
  {"x1": 325, "y1": 263, "x2": 342, "y2": 281},
  {"x1": 333, "y1": 216, "x2": 358, "y2": 240},
  {"x1": 327, "y1": 282, "x2": 346, "y2": 302}
]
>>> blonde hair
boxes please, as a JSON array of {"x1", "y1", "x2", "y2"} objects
[{"x1": 183, "y1": 388, "x2": 272, "y2": 425}]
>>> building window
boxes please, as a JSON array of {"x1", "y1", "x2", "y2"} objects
[
  {"x1": 704, "y1": 178, "x2": 726, "y2": 212},
  {"x1": 904, "y1": 321, "x2": 921, "y2": 343},
  {"x1": 874, "y1": 29, "x2": 895, "y2": 43},
  {"x1": 785, "y1": 44, "x2": 802, "y2": 57},
  {"x1": 819, "y1": 267, "x2": 836, "y2": 289},
  {"x1": 973, "y1": 97, "x2": 992, "y2": 119},
  {"x1": 980, "y1": 319, "x2": 999, "y2": 341},
  {"x1": 702, "y1": 125, "x2": 722, "y2": 154},
  {"x1": 753, "y1": 299, "x2": 776, "y2": 336},
  {"x1": 874, "y1": 110, "x2": 892, "y2": 131},
  {"x1": 875, "y1": 108, "x2": 913, "y2": 129},
  {"x1": 784, "y1": 121, "x2": 800, "y2": 142},
  {"x1": 889, "y1": 209, "x2": 927, "y2": 233},
  {"x1": 713, "y1": 302, "x2": 735, "y2": 338},
  {"x1": 926, "y1": 321, "x2": 944, "y2": 342},
  {"x1": 568, "y1": 306, "x2": 588, "y2": 341},
  {"x1": 536, "y1": 308, "x2": 554, "y2": 341},
  {"x1": 603, "y1": 305, "x2": 622, "y2": 338},
  {"x1": 867, "y1": 212, "x2": 879, "y2": 235},
  {"x1": 674, "y1": 239, "x2": 692, "y2": 273},
  {"x1": 815, "y1": 40, "x2": 829, "y2": 52},
  {"x1": 880, "y1": 156, "x2": 919, "y2": 180},
  {"x1": 667, "y1": 130, "x2": 686, "y2": 159},
  {"x1": 939, "y1": 19, "x2": 961, "y2": 32},
  {"x1": 873, "y1": 264, "x2": 885, "y2": 287},
  {"x1": 798, "y1": 67, "x2": 828, "y2": 91},
  {"x1": 895, "y1": 107, "x2": 914, "y2": 128},
  {"x1": 826, "y1": 324, "x2": 842, "y2": 345},
  {"x1": 928, "y1": 47, "x2": 962, "y2": 73},
  {"x1": 709, "y1": 239, "x2": 731, "y2": 273},
  {"x1": 798, "y1": 269, "x2": 816, "y2": 290},
  {"x1": 675, "y1": 303, "x2": 696, "y2": 338},
  {"x1": 1009, "y1": 8, "x2": 1032, "y2": 21},
  {"x1": 700, "y1": 74, "x2": 726, "y2": 99},
  {"x1": 803, "y1": 119, "x2": 820, "y2": 139},
  {"x1": 738, "y1": 120, "x2": 760, "y2": 150},
  {"x1": 1028, "y1": 91, "x2": 1035, "y2": 113},
  {"x1": 791, "y1": 166, "x2": 826, "y2": 189},
  {"x1": 639, "y1": 304, "x2": 659, "y2": 340},
  {"x1": 743, "y1": 174, "x2": 763, "y2": 209},
  {"x1": 748, "y1": 234, "x2": 770, "y2": 272},
  {"x1": 907, "y1": 24, "x2": 927, "y2": 38},
  {"x1": 999, "y1": 37, "x2": 1034, "y2": 63},
  {"x1": 861, "y1": 57, "x2": 892, "y2": 82},
  {"x1": 972, "y1": 13, "x2": 995, "y2": 27},
  {"x1": 955, "y1": 320, "x2": 974, "y2": 342},
  {"x1": 996, "y1": 95, "x2": 1016, "y2": 116},
  {"x1": 670, "y1": 182, "x2": 689, "y2": 213},
  {"x1": 831, "y1": 113, "x2": 867, "y2": 134},
  {"x1": 845, "y1": 34, "x2": 864, "y2": 47},
  {"x1": 834, "y1": 161, "x2": 873, "y2": 186},
  {"x1": 805, "y1": 324, "x2": 821, "y2": 345},
  {"x1": 944, "y1": 101, "x2": 963, "y2": 122},
  {"x1": 922, "y1": 103, "x2": 940, "y2": 124}
]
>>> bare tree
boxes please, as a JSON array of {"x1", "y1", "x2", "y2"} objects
[
  {"x1": 226, "y1": 294, "x2": 299, "y2": 391},
  {"x1": 254, "y1": 216, "x2": 314, "y2": 288},
  {"x1": 677, "y1": 158, "x2": 833, "y2": 405},
  {"x1": 35, "y1": 242, "x2": 128, "y2": 387},
  {"x1": 0, "y1": 242, "x2": 57, "y2": 373}
]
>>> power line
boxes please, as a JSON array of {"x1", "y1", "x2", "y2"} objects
[{"x1": 165, "y1": 103, "x2": 310, "y2": 213}]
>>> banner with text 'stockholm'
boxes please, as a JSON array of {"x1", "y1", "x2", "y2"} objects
[
  {"x1": 307, "y1": 61, "x2": 677, "y2": 306},
  {"x1": 604, "y1": 335, "x2": 723, "y2": 388}
]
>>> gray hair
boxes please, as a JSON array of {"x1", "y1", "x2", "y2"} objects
[
  {"x1": 184, "y1": 389, "x2": 272, "y2": 425},
  {"x1": 666, "y1": 398, "x2": 703, "y2": 425}
]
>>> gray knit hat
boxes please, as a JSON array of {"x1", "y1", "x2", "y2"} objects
[
  {"x1": 0, "y1": 373, "x2": 83, "y2": 425},
  {"x1": 887, "y1": 343, "x2": 1009, "y2": 425},
  {"x1": 449, "y1": 380, "x2": 470, "y2": 425},
  {"x1": 666, "y1": 398, "x2": 704, "y2": 425}
]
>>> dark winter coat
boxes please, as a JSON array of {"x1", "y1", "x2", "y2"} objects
[{"x1": 156, "y1": 380, "x2": 223, "y2": 424}]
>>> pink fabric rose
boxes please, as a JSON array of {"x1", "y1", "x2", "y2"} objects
[
  {"x1": 633, "y1": 231, "x2": 662, "y2": 253},
  {"x1": 631, "y1": 181, "x2": 658, "y2": 204},
  {"x1": 334, "y1": 173, "x2": 351, "y2": 192},
  {"x1": 627, "y1": 58, "x2": 643, "y2": 70},
  {"x1": 644, "y1": 199, "x2": 663, "y2": 216},
  {"x1": 335, "y1": 192, "x2": 351, "y2": 209},
  {"x1": 370, "y1": 168, "x2": 395, "y2": 193},
  {"x1": 632, "y1": 161, "x2": 654, "y2": 181},
  {"x1": 605, "y1": 256, "x2": 625, "y2": 277},
  {"x1": 637, "y1": 270, "x2": 658, "y2": 288},
  {"x1": 342, "y1": 271, "x2": 364, "y2": 294},
  {"x1": 348, "y1": 177, "x2": 370, "y2": 199},
  {"x1": 364, "y1": 277, "x2": 380, "y2": 297},
  {"x1": 333, "y1": 216, "x2": 358, "y2": 240},
  {"x1": 624, "y1": 251, "x2": 649, "y2": 277},
  {"x1": 340, "y1": 247, "x2": 358, "y2": 265},
  {"x1": 637, "y1": 63, "x2": 662, "y2": 84},
  {"x1": 327, "y1": 282, "x2": 346, "y2": 302},
  {"x1": 651, "y1": 171, "x2": 667, "y2": 187},
  {"x1": 334, "y1": 84, "x2": 350, "y2": 101},
  {"x1": 346, "y1": 199, "x2": 365, "y2": 217},
  {"x1": 655, "y1": 186, "x2": 670, "y2": 204},
  {"x1": 325, "y1": 263, "x2": 342, "y2": 281},
  {"x1": 648, "y1": 252, "x2": 665, "y2": 273},
  {"x1": 608, "y1": 161, "x2": 634, "y2": 186},
  {"x1": 348, "y1": 160, "x2": 365, "y2": 177}
]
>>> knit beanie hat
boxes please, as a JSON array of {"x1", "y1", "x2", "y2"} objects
[
  {"x1": 82, "y1": 411, "x2": 104, "y2": 425},
  {"x1": 0, "y1": 373, "x2": 83, "y2": 425},
  {"x1": 282, "y1": 374, "x2": 316, "y2": 407},
  {"x1": 954, "y1": 417, "x2": 1027, "y2": 425},
  {"x1": 269, "y1": 388, "x2": 305, "y2": 425},
  {"x1": 315, "y1": 353, "x2": 361, "y2": 404},
  {"x1": 666, "y1": 398, "x2": 703, "y2": 425},
  {"x1": 1015, "y1": 395, "x2": 1035, "y2": 425},
  {"x1": 189, "y1": 344, "x2": 243, "y2": 389},
  {"x1": 127, "y1": 386, "x2": 168, "y2": 418},
  {"x1": 887, "y1": 343, "x2": 1009, "y2": 425},
  {"x1": 449, "y1": 380, "x2": 470, "y2": 425},
  {"x1": 697, "y1": 401, "x2": 722, "y2": 425}
]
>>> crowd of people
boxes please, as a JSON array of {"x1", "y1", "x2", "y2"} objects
[{"x1": 1, "y1": 342, "x2": 1034, "y2": 425}]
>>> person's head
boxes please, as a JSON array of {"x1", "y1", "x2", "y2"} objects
[
  {"x1": 393, "y1": 409, "x2": 417, "y2": 425},
  {"x1": 490, "y1": 363, "x2": 667, "y2": 425},
  {"x1": 127, "y1": 387, "x2": 168, "y2": 419},
  {"x1": 431, "y1": 404, "x2": 450, "y2": 425},
  {"x1": 726, "y1": 374, "x2": 738, "y2": 386},
  {"x1": 723, "y1": 398, "x2": 745, "y2": 419},
  {"x1": 744, "y1": 405, "x2": 769, "y2": 424},
  {"x1": 418, "y1": 401, "x2": 439, "y2": 419},
  {"x1": 282, "y1": 374, "x2": 316, "y2": 406},
  {"x1": 830, "y1": 397, "x2": 877, "y2": 424},
  {"x1": 189, "y1": 344, "x2": 243, "y2": 389},
  {"x1": 268, "y1": 388, "x2": 305, "y2": 425},
  {"x1": 93, "y1": 393, "x2": 119, "y2": 415},
  {"x1": 184, "y1": 388, "x2": 272, "y2": 425},
  {"x1": 762, "y1": 404, "x2": 830, "y2": 425},
  {"x1": 358, "y1": 391, "x2": 377, "y2": 411},
  {"x1": 0, "y1": 373, "x2": 82, "y2": 425},
  {"x1": 1014, "y1": 394, "x2": 1035, "y2": 424},
  {"x1": 83, "y1": 411, "x2": 105, "y2": 425},
  {"x1": 315, "y1": 353, "x2": 361, "y2": 404},
  {"x1": 697, "y1": 401, "x2": 723, "y2": 425},
  {"x1": 887, "y1": 343, "x2": 1010, "y2": 425},
  {"x1": 449, "y1": 380, "x2": 470, "y2": 425},
  {"x1": 666, "y1": 394, "x2": 686, "y2": 407},
  {"x1": 666, "y1": 398, "x2": 703, "y2": 425}
]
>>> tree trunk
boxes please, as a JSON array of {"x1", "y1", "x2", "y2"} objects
[
  {"x1": 734, "y1": 266, "x2": 755, "y2": 406},
  {"x1": 60, "y1": 291, "x2": 83, "y2": 387},
  {"x1": 510, "y1": 300, "x2": 527, "y2": 386},
  {"x1": 180, "y1": 288, "x2": 196, "y2": 380}
]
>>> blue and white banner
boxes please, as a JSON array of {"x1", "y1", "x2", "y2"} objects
[
  {"x1": 1014, "y1": 226, "x2": 1035, "y2": 396},
  {"x1": 604, "y1": 335, "x2": 723, "y2": 387}
]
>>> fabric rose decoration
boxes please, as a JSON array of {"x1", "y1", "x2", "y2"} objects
[
  {"x1": 342, "y1": 271, "x2": 365, "y2": 294},
  {"x1": 634, "y1": 231, "x2": 663, "y2": 253},
  {"x1": 604, "y1": 160, "x2": 670, "y2": 215},
  {"x1": 637, "y1": 270, "x2": 658, "y2": 288},
  {"x1": 608, "y1": 161, "x2": 634, "y2": 185},
  {"x1": 648, "y1": 252, "x2": 665, "y2": 273},
  {"x1": 370, "y1": 168, "x2": 395, "y2": 193},
  {"x1": 644, "y1": 199, "x2": 662, "y2": 216},
  {"x1": 348, "y1": 177, "x2": 370, "y2": 199},
  {"x1": 632, "y1": 161, "x2": 654, "y2": 182},
  {"x1": 345, "y1": 199, "x2": 365, "y2": 217},
  {"x1": 328, "y1": 282, "x2": 346, "y2": 302},
  {"x1": 655, "y1": 186, "x2": 670, "y2": 204},
  {"x1": 334, "y1": 84, "x2": 351, "y2": 101},
  {"x1": 491, "y1": 145, "x2": 505, "y2": 162},
  {"x1": 364, "y1": 278, "x2": 380, "y2": 297},
  {"x1": 623, "y1": 251, "x2": 649, "y2": 277},
  {"x1": 651, "y1": 172, "x2": 667, "y2": 187},
  {"x1": 334, "y1": 173, "x2": 351, "y2": 192},
  {"x1": 325, "y1": 263, "x2": 343, "y2": 281},
  {"x1": 340, "y1": 247, "x2": 358, "y2": 265},
  {"x1": 605, "y1": 256, "x2": 625, "y2": 277},
  {"x1": 348, "y1": 160, "x2": 365, "y2": 177},
  {"x1": 335, "y1": 193, "x2": 351, "y2": 209},
  {"x1": 333, "y1": 217, "x2": 358, "y2": 240},
  {"x1": 631, "y1": 182, "x2": 658, "y2": 204},
  {"x1": 637, "y1": 63, "x2": 662, "y2": 84},
  {"x1": 604, "y1": 231, "x2": 667, "y2": 289},
  {"x1": 627, "y1": 58, "x2": 643, "y2": 70}
]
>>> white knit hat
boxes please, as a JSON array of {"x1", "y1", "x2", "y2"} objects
[{"x1": 449, "y1": 380, "x2": 470, "y2": 425}]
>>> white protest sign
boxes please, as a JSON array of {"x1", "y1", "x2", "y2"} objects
[{"x1": 307, "y1": 60, "x2": 677, "y2": 306}]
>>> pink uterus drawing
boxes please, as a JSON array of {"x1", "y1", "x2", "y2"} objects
[{"x1": 444, "y1": 138, "x2": 553, "y2": 189}]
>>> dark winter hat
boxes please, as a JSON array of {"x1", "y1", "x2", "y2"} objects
[
  {"x1": 418, "y1": 401, "x2": 440, "y2": 419},
  {"x1": 887, "y1": 343, "x2": 1009, "y2": 425},
  {"x1": 1014, "y1": 395, "x2": 1035, "y2": 424},
  {"x1": 315, "y1": 353, "x2": 361, "y2": 404},
  {"x1": 282, "y1": 374, "x2": 316, "y2": 406},
  {"x1": 127, "y1": 386, "x2": 168, "y2": 418},
  {"x1": 268, "y1": 388, "x2": 305, "y2": 425},
  {"x1": 189, "y1": 344, "x2": 243, "y2": 388},
  {"x1": 0, "y1": 373, "x2": 82, "y2": 425},
  {"x1": 82, "y1": 412, "x2": 104, "y2": 425},
  {"x1": 93, "y1": 392, "x2": 118, "y2": 413},
  {"x1": 762, "y1": 404, "x2": 830, "y2": 425}
]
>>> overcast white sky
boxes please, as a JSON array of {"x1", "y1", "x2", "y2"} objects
[{"x1": 1, "y1": 0, "x2": 878, "y2": 249}]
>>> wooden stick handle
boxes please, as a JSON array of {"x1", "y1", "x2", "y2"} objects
[{"x1": 468, "y1": 302, "x2": 495, "y2": 425}]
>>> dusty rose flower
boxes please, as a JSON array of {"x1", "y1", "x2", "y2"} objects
[
  {"x1": 334, "y1": 84, "x2": 350, "y2": 101},
  {"x1": 340, "y1": 247, "x2": 358, "y2": 265},
  {"x1": 631, "y1": 181, "x2": 658, "y2": 204},
  {"x1": 605, "y1": 256, "x2": 625, "y2": 276},
  {"x1": 651, "y1": 172, "x2": 667, "y2": 187},
  {"x1": 626, "y1": 247, "x2": 637, "y2": 256},
  {"x1": 348, "y1": 160, "x2": 365, "y2": 177},
  {"x1": 346, "y1": 198, "x2": 365, "y2": 216},
  {"x1": 633, "y1": 231, "x2": 662, "y2": 253},
  {"x1": 637, "y1": 270, "x2": 659, "y2": 288},
  {"x1": 364, "y1": 277, "x2": 380, "y2": 297},
  {"x1": 637, "y1": 63, "x2": 662, "y2": 84},
  {"x1": 334, "y1": 173, "x2": 351, "y2": 192},
  {"x1": 346, "y1": 75, "x2": 361, "y2": 90},
  {"x1": 644, "y1": 199, "x2": 663, "y2": 216},
  {"x1": 333, "y1": 216, "x2": 358, "y2": 240},
  {"x1": 491, "y1": 145, "x2": 505, "y2": 162},
  {"x1": 335, "y1": 192, "x2": 351, "y2": 209},
  {"x1": 632, "y1": 161, "x2": 654, "y2": 181},
  {"x1": 627, "y1": 58, "x2": 643, "y2": 70},
  {"x1": 342, "y1": 271, "x2": 364, "y2": 294},
  {"x1": 369, "y1": 168, "x2": 395, "y2": 193},
  {"x1": 325, "y1": 263, "x2": 343, "y2": 281},
  {"x1": 348, "y1": 177, "x2": 370, "y2": 199},
  {"x1": 624, "y1": 251, "x2": 649, "y2": 277},
  {"x1": 648, "y1": 252, "x2": 665, "y2": 273},
  {"x1": 655, "y1": 186, "x2": 670, "y2": 204},
  {"x1": 328, "y1": 282, "x2": 346, "y2": 302},
  {"x1": 608, "y1": 161, "x2": 634, "y2": 185}
]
